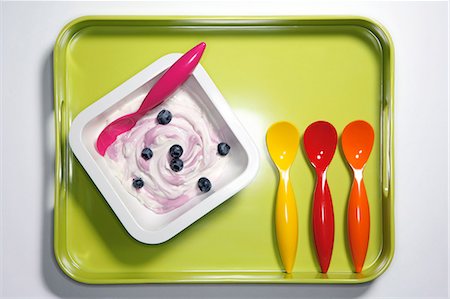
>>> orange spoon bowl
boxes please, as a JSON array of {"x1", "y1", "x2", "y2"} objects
[
  {"x1": 342, "y1": 121, "x2": 374, "y2": 170},
  {"x1": 341, "y1": 120, "x2": 374, "y2": 273}
]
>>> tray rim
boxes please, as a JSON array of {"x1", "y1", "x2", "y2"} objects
[{"x1": 53, "y1": 15, "x2": 395, "y2": 285}]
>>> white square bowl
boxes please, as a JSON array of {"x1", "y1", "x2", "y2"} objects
[{"x1": 69, "y1": 53, "x2": 260, "y2": 244}]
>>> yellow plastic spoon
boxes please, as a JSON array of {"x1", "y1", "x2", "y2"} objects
[{"x1": 266, "y1": 121, "x2": 300, "y2": 273}]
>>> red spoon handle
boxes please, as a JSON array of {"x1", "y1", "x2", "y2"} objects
[
  {"x1": 137, "y1": 42, "x2": 206, "y2": 115},
  {"x1": 313, "y1": 171, "x2": 335, "y2": 273},
  {"x1": 348, "y1": 175, "x2": 370, "y2": 273}
]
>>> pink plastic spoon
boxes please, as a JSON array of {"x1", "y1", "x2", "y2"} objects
[{"x1": 96, "y1": 42, "x2": 206, "y2": 156}]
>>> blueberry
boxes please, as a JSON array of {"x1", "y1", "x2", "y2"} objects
[
  {"x1": 157, "y1": 109, "x2": 172, "y2": 125},
  {"x1": 169, "y1": 144, "x2": 183, "y2": 158},
  {"x1": 141, "y1": 147, "x2": 153, "y2": 160},
  {"x1": 132, "y1": 178, "x2": 144, "y2": 189},
  {"x1": 217, "y1": 142, "x2": 231, "y2": 156},
  {"x1": 170, "y1": 158, "x2": 183, "y2": 172},
  {"x1": 198, "y1": 177, "x2": 212, "y2": 193}
]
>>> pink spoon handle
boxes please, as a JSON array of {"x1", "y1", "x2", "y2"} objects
[
  {"x1": 96, "y1": 42, "x2": 206, "y2": 156},
  {"x1": 137, "y1": 42, "x2": 206, "y2": 115}
]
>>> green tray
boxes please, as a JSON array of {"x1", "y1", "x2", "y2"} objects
[{"x1": 54, "y1": 16, "x2": 394, "y2": 284}]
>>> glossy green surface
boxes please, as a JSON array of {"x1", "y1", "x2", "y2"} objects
[{"x1": 54, "y1": 17, "x2": 394, "y2": 284}]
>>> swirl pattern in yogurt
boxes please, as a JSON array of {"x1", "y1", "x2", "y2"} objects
[{"x1": 105, "y1": 88, "x2": 227, "y2": 214}]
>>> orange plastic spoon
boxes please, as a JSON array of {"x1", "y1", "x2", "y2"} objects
[{"x1": 341, "y1": 120, "x2": 374, "y2": 273}]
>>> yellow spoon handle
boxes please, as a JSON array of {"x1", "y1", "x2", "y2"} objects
[{"x1": 275, "y1": 170, "x2": 298, "y2": 273}]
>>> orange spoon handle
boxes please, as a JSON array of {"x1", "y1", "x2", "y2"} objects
[
  {"x1": 348, "y1": 172, "x2": 370, "y2": 273},
  {"x1": 275, "y1": 171, "x2": 298, "y2": 274}
]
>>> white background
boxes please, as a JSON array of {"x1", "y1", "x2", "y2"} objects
[{"x1": 0, "y1": 1, "x2": 449, "y2": 298}]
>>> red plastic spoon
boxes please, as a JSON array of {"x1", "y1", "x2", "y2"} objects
[
  {"x1": 303, "y1": 121, "x2": 338, "y2": 273},
  {"x1": 96, "y1": 42, "x2": 206, "y2": 156}
]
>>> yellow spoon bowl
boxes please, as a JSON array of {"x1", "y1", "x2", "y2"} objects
[{"x1": 266, "y1": 121, "x2": 300, "y2": 273}]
